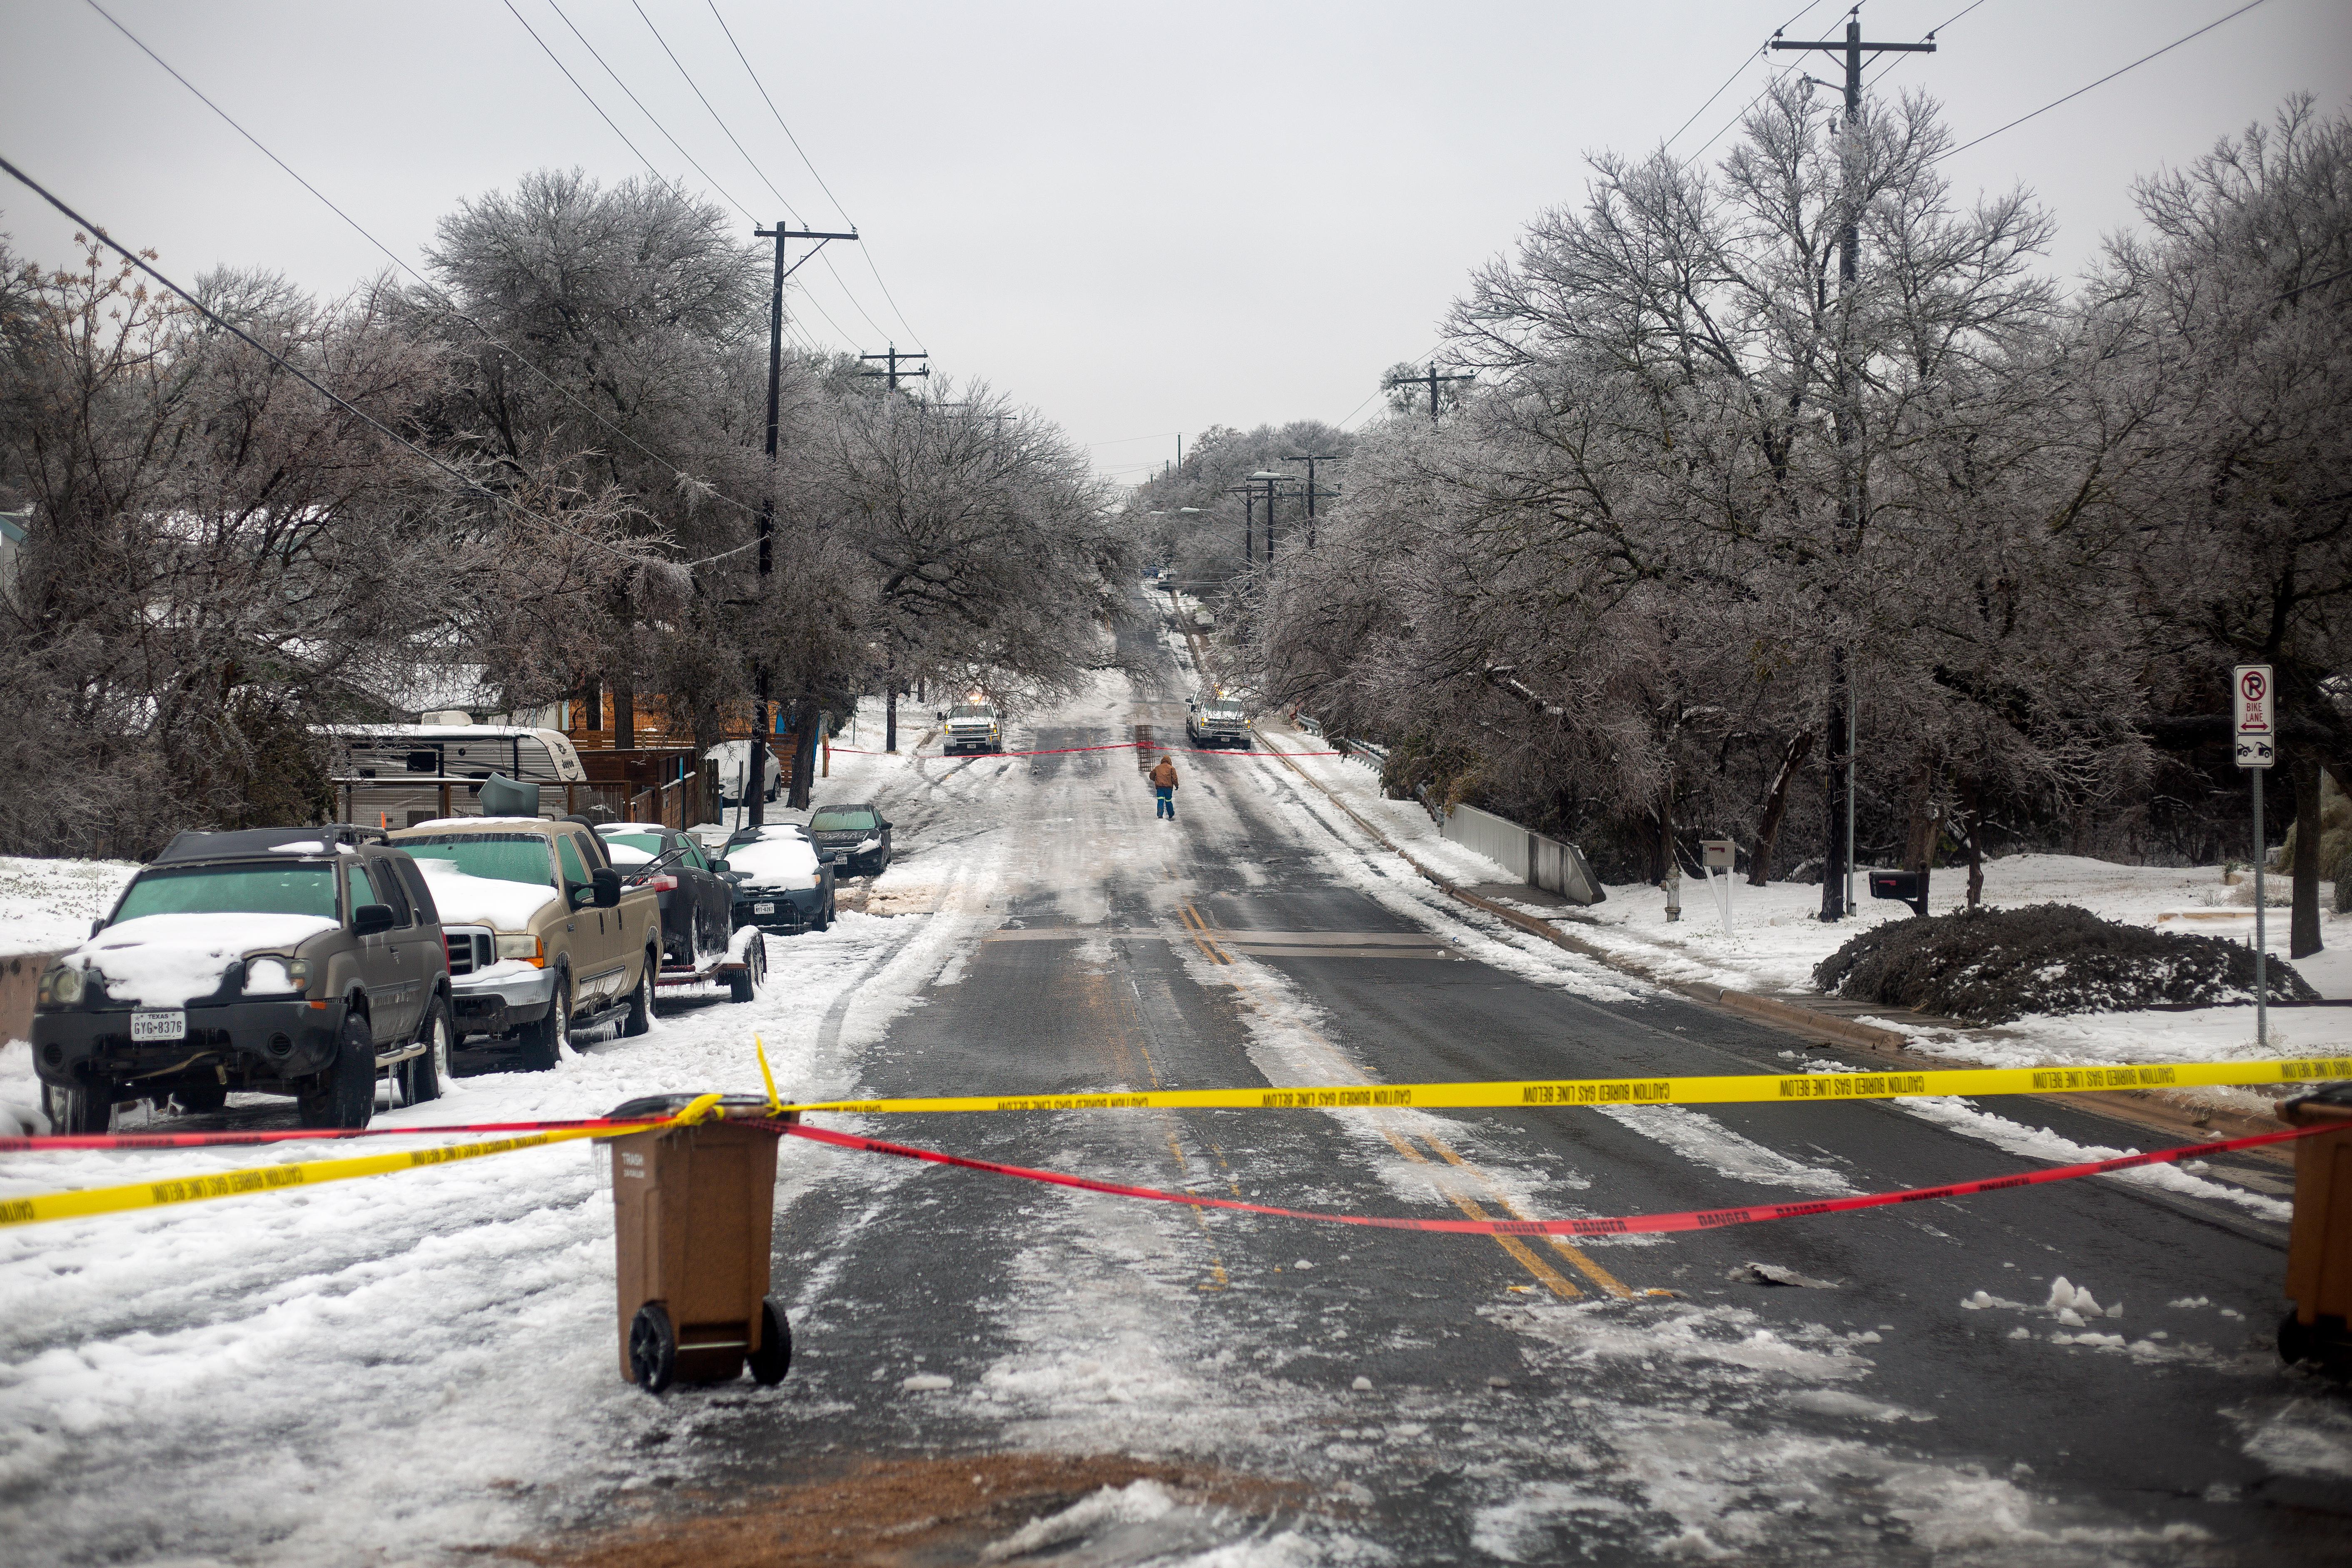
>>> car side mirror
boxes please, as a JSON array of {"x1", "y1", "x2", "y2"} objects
[
  {"x1": 710, "y1": 858, "x2": 730, "y2": 874},
  {"x1": 353, "y1": 904, "x2": 397, "y2": 936},
  {"x1": 591, "y1": 867, "x2": 622, "y2": 908},
  {"x1": 90, "y1": 917, "x2": 106, "y2": 938},
  {"x1": 935, "y1": 710, "x2": 946, "y2": 722}
]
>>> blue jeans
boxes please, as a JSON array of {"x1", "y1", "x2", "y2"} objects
[{"x1": 1155, "y1": 786, "x2": 1174, "y2": 819}]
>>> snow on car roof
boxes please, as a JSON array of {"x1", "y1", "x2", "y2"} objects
[{"x1": 399, "y1": 817, "x2": 557, "y2": 832}]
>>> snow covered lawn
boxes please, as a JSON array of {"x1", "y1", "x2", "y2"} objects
[
  {"x1": 0, "y1": 855, "x2": 139, "y2": 957},
  {"x1": 1257, "y1": 719, "x2": 2352, "y2": 1080}
]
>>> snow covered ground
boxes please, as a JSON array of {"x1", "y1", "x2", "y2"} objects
[
  {"x1": 1256, "y1": 718, "x2": 2352, "y2": 1081},
  {"x1": 0, "y1": 696, "x2": 990, "y2": 1564},
  {"x1": 0, "y1": 855, "x2": 139, "y2": 957}
]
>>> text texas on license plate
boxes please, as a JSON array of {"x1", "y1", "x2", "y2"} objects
[{"x1": 132, "y1": 1010, "x2": 187, "y2": 1042}]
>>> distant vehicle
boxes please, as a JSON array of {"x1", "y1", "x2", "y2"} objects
[
  {"x1": 807, "y1": 803, "x2": 893, "y2": 875},
  {"x1": 318, "y1": 723, "x2": 586, "y2": 827},
  {"x1": 32, "y1": 826, "x2": 453, "y2": 1132},
  {"x1": 389, "y1": 816, "x2": 661, "y2": 1070},
  {"x1": 1186, "y1": 693, "x2": 1253, "y2": 749},
  {"x1": 938, "y1": 700, "x2": 1002, "y2": 755},
  {"x1": 708, "y1": 738, "x2": 783, "y2": 804},
  {"x1": 723, "y1": 823, "x2": 836, "y2": 935},
  {"x1": 595, "y1": 823, "x2": 737, "y2": 966}
]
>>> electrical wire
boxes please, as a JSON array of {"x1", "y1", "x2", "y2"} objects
[
  {"x1": 704, "y1": 0, "x2": 929, "y2": 348},
  {"x1": 1936, "y1": 0, "x2": 2271, "y2": 163},
  {"x1": 626, "y1": 0, "x2": 895, "y2": 347},
  {"x1": 82, "y1": 0, "x2": 773, "y2": 533},
  {"x1": 1662, "y1": 0, "x2": 1826, "y2": 151},
  {"x1": 541, "y1": 0, "x2": 752, "y2": 217},
  {"x1": 0, "y1": 152, "x2": 763, "y2": 570}
]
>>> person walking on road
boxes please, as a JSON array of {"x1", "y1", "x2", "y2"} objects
[{"x1": 1149, "y1": 755, "x2": 1179, "y2": 821}]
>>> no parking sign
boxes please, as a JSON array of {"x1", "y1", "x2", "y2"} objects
[{"x1": 2233, "y1": 664, "x2": 2275, "y2": 769}]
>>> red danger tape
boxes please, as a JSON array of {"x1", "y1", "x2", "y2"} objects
[
  {"x1": 829, "y1": 741, "x2": 1344, "y2": 760},
  {"x1": 772, "y1": 1119, "x2": 2327, "y2": 1237}
]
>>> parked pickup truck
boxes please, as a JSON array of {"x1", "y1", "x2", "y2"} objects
[
  {"x1": 389, "y1": 816, "x2": 661, "y2": 1070},
  {"x1": 31, "y1": 825, "x2": 452, "y2": 1132}
]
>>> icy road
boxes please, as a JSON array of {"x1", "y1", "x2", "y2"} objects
[{"x1": 2, "y1": 601, "x2": 2347, "y2": 1566}]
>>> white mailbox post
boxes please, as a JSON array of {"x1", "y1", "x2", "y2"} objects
[{"x1": 1700, "y1": 838, "x2": 1736, "y2": 933}]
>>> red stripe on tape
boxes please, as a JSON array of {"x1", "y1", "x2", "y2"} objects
[{"x1": 773, "y1": 1119, "x2": 2321, "y2": 1236}]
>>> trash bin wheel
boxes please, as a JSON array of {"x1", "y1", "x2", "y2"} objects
[
  {"x1": 2280, "y1": 1310, "x2": 2322, "y2": 1368},
  {"x1": 748, "y1": 1296, "x2": 792, "y2": 1386},
  {"x1": 629, "y1": 1303, "x2": 677, "y2": 1393},
  {"x1": 728, "y1": 932, "x2": 765, "y2": 1003}
]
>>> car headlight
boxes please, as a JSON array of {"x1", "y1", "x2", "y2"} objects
[
  {"x1": 37, "y1": 965, "x2": 84, "y2": 1007},
  {"x1": 242, "y1": 957, "x2": 311, "y2": 995},
  {"x1": 857, "y1": 836, "x2": 881, "y2": 853},
  {"x1": 495, "y1": 934, "x2": 545, "y2": 965}
]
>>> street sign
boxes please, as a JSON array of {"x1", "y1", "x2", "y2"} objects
[{"x1": 2232, "y1": 663, "x2": 2275, "y2": 769}]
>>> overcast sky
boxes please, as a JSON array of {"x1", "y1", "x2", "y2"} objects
[{"x1": 2, "y1": 0, "x2": 2345, "y2": 486}]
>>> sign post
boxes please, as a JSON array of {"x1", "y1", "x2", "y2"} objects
[
  {"x1": 1701, "y1": 838, "x2": 1736, "y2": 933},
  {"x1": 2233, "y1": 664, "x2": 2275, "y2": 1049}
]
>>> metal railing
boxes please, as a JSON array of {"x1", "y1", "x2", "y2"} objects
[{"x1": 1440, "y1": 802, "x2": 1605, "y2": 905}]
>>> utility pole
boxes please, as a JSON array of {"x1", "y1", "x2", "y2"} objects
[
  {"x1": 858, "y1": 344, "x2": 930, "y2": 394},
  {"x1": 1282, "y1": 452, "x2": 1340, "y2": 548},
  {"x1": 1224, "y1": 483, "x2": 1256, "y2": 566},
  {"x1": 750, "y1": 221, "x2": 859, "y2": 826},
  {"x1": 1385, "y1": 364, "x2": 1473, "y2": 424},
  {"x1": 1770, "y1": 10, "x2": 1934, "y2": 922}
]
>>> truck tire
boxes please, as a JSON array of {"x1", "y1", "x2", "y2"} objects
[
  {"x1": 299, "y1": 1014, "x2": 376, "y2": 1129},
  {"x1": 45, "y1": 1079, "x2": 115, "y2": 1135},
  {"x1": 514, "y1": 974, "x2": 570, "y2": 1072},
  {"x1": 748, "y1": 1297, "x2": 792, "y2": 1386},
  {"x1": 811, "y1": 892, "x2": 832, "y2": 933},
  {"x1": 622, "y1": 950, "x2": 656, "y2": 1037},
  {"x1": 404, "y1": 998, "x2": 451, "y2": 1104},
  {"x1": 728, "y1": 932, "x2": 765, "y2": 1003},
  {"x1": 629, "y1": 1303, "x2": 677, "y2": 1393}
]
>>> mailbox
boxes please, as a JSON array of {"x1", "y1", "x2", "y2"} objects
[
  {"x1": 1700, "y1": 838, "x2": 1735, "y2": 871},
  {"x1": 1868, "y1": 869, "x2": 1929, "y2": 918}
]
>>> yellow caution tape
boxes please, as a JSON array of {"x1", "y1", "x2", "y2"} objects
[{"x1": 787, "y1": 1054, "x2": 2352, "y2": 1115}]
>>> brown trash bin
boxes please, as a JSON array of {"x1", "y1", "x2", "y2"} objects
[
  {"x1": 2277, "y1": 1081, "x2": 2352, "y2": 1371},
  {"x1": 607, "y1": 1094, "x2": 797, "y2": 1392}
]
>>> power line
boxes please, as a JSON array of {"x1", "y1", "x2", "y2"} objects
[
  {"x1": 1936, "y1": 0, "x2": 2271, "y2": 163},
  {"x1": 705, "y1": 0, "x2": 928, "y2": 348},
  {"x1": 1662, "y1": 0, "x2": 1826, "y2": 151},
  {"x1": 541, "y1": 0, "x2": 752, "y2": 216},
  {"x1": 502, "y1": 0, "x2": 867, "y2": 353},
  {"x1": 624, "y1": 0, "x2": 899, "y2": 349},
  {"x1": 81, "y1": 0, "x2": 775, "y2": 533},
  {"x1": 0, "y1": 153, "x2": 761, "y2": 571}
]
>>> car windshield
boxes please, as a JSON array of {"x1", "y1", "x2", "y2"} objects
[
  {"x1": 1204, "y1": 702, "x2": 1244, "y2": 717},
  {"x1": 396, "y1": 834, "x2": 554, "y2": 887},
  {"x1": 809, "y1": 809, "x2": 878, "y2": 833},
  {"x1": 115, "y1": 864, "x2": 338, "y2": 922},
  {"x1": 949, "y1": 704, "x2": 993, "y2": 719},
  {"x1": 598, "y1": 830, "x2": 667, "y2": 865}
]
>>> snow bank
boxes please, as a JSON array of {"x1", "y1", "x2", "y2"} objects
[
  {"x1": 413, "y1": 859, "x2": 558, "y2": 930},
  {"x1": 69, "y1": 913, "x2": 338, "y2": 1006}
]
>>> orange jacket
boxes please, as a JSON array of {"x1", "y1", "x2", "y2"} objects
[{"x1": 1149, "y1": 760, "x2": 1179, "y2": 790}]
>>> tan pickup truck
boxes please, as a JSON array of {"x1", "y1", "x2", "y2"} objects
[{"x1": 389, "y1": 816, "x2": 663, "y2": 1070}]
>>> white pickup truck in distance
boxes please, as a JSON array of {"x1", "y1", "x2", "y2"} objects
[{"x1": 938, "y1": 701, "x2": 1002, "y2": 755}]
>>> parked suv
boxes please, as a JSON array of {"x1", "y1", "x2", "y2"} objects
[
  {"x1": 389, "y1": 816, "x2": 662, "y2": 1070},
  {"x1": 31, "y1": 826, "x2": 453, "y2": 1132}
]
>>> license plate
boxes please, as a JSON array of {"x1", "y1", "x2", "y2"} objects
[
  {"x1": 132, "y1": 1010, "x2": 187, "y2": 1042},
  {"x1": 752, "y1": 902, "x2": 775, "y2": 915}
]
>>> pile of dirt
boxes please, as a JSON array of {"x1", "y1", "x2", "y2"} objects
[
  {"x1": 1812, "y1": 902, "x2": 2320, "y2": 1025},
  {"x1": 511, "y1": 1452, "x2": 1298, "y2": 1568}
]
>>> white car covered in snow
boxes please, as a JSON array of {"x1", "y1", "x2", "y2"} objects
[{"x1": 721, "y1": 823, "x2": 836, "y2": 935}]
